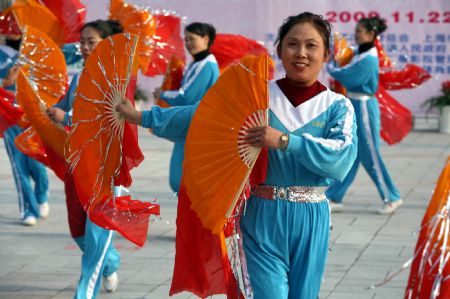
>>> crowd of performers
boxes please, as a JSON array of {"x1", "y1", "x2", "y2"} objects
[{"x1": 0, "y1": 0, "x2": 441, "y2": 298}]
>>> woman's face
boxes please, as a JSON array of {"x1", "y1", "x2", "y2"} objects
[
  {"x1": 354, "y1": 23, "x2": 374, "y2": 45},
  {"x1": 80, "y1": 27, "x2": 103, "y2": 60},
  {"x1": 184, "y1": 31, "x2": 209, "y2": 55},
  {"x1": 279, "y1": 22, "x2": 327, "y2": 87}
]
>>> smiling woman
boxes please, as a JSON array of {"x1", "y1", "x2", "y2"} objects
[{"x1": 116, "y1": 12, "x2": 358, "y2": 298}]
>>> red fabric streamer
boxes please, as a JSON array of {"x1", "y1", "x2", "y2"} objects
[
  {"x1": 0, "y1": 88, "x2": 23, "y2": 137},
  {"x1": 211, "y1": 34, "x2": 268, "y2": 71},
  {"x1": 38, "y1": 0, "x2": 86, "y2": 43},
  {"x1": 144, "y1": 14, "x2": 186, "y2": 76}
]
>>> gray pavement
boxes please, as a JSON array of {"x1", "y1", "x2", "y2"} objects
[{"x1": 1, "y1": 128, "x2": 449, "y2": 299}]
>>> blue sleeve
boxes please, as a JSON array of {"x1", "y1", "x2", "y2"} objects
[
  {"x1": 286, "y1": 98, "x2": 358, "y2": 181},
  {"x1": 62, "y1": 43, "x2": 83, "y2": 65},
  {"x1": 327, "y1": 55, "x2": 378, "y2": 90},
  {"x1": 160, "y1": 62, "x2": 219, "y2": 106},
  {"x1": 53, "y1": 74, "x2": 79, "y2": 125},
  {"x1": 141, "y1": 103, "x2": 199, "y2": 142}
]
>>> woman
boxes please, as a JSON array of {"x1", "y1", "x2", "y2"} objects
[
  {"x1": 117, "y1": 12, "x2": 357, "y2": 298},
  {"x1": 153, "y1": 22, "x2": 219, "y2": 193},
  {"x1": 1, "y1": 37, "x2": 49, "y2": 227},
  {"x1": 326, "y1": 17, "x2": 402, "y2": 214},
  {"x1": 47, "y1": 20, "x2": 122, "y2": 298}
]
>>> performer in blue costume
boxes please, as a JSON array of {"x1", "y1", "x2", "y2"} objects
[
  {"x1": 326, "y1": 16, "x2": 402, "y2": 214},
  {"x1": 117, "y1": 12, "x2": 357, "y2": 299},
  {"x1": 1, "y1": 37, "x2": 49, "y2": 226},
  {"x1": 152, "y1": 22, "x2": 219, "y2": 193},
  {"x1": 47, "y1": 20, "x2": 122, "y2": 298}
]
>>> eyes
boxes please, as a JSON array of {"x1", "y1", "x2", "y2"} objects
[{"x1": 286, "y1": 41, "x2": 318, "y2": 49}]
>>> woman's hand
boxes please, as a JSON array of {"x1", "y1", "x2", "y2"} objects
[
  {"x1": 245, "y1": 126, "x2": 285, "y2": 149},
  {"x1": 115, "y1": 100, "x2": 142, "y2": 125},
  {"x1": 2, "y1": 65, "x2": 21, "y2": 87},
  {"x1": 152, "y1": 87, "x2": 162, "y2": 101},
  {"x1": 46, "y1": 107, "x2": 66, "y2": 123}
]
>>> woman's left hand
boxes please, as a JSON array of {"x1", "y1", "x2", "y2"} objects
[{"x1": 245, "y1": 126, "x2": 284, "y2": 149}]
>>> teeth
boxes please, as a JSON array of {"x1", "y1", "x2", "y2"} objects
[{"x1": 295, "y1": 63, "x2": 307, "y2": 67}]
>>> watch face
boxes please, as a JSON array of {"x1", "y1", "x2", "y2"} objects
[{"x1": 281, "y1": 135, "x2": 288, "y2": 141}]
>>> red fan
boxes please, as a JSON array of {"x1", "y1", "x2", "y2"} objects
[
  {"x1": 210, "y1": 33, "x2": 268, "y2": 71},
  {"x1": 380, "y1": 64, "x2": 431, "y2": 90},
  {"x1": 38, "y1": 0, "x2": 86, "y2": 44},
  {"x1": 14, "y1": 126, "x2": 49, "y2": 166},
  {"x1": 144, "y1": 13, "x2": 186, "y2": 76},
  {"x1": 0, "y1": 87, "x2": 23, "y2": 137}
]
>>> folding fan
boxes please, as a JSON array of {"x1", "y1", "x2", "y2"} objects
[
  {"x1": 66, "y1": 33, "x2": 158, "y2": 246},
  {"x1": 145, "y1": 13, "x2": 186, "y2": 76},
  {"x1": 38, "y1": 0, "x2": 86, "y2": 43},
  {"x1": 0, "y1": 10, "x2": 21, "y2": 36},
  {"x1": 405, "y1": 157, "x2": 450, "y2": 299},
  {"x1": 210, "y1": 33, "x2": 268, "y2": 72},
  {"x1": 157, "y1": 54, "x2": 185, "y2": 108},
  {"x1": 184, "y1": 54, "x2": 272, "y2": 235},
  {"x1": 15, "y1": 71, "x2": 67, "y2": 180},
  {"x1": 17, "y1": 25, "x2": 68, "y2": 107},
  {"x1": 4, "y1": 0, "x2": 65, "y2": 45},
  {"x1": 109, "y1": 0, "x2": 157, "y2": 75}
]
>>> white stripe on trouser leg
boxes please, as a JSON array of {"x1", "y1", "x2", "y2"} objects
[
  {"x1": 361, "y1": 101, "x2": 390, "y2": 202},
  {"x1": 86, "y1": 230, "x2": 113, "y2": 299},
  {"x1": 4, "y1": 136, "x2": 26, "y2": 218}
]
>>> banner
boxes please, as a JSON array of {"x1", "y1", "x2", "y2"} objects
[{"x1": 83, "y1": 0, "x2": 449, "y2": 116}]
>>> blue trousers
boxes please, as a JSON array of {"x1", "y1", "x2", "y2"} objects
[
  {"x1": 3, "y1": 125, "x2": 48, "y2": 219},
  {"x1": 169, "y1": 140, "x2": 184, "y2": 193},
  {"x1": 326, "y1": 99, "x2": 401, "y2": 203},
  {"x1": 73, "y1": 218, "x2": 120, "y2": 299},
  {"x1": 240, "y1": 198, "x2": 330, "y2": 299}
]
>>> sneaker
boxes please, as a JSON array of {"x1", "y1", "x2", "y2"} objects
[
  {"x1": 39, "y1": 203, "x2": 49, "y2": 219},
  {"x1": 21, "y1": 216, "x2": 37, "y2": 226},
  {"x1": 377, "y1": 199, "x2": 403, "y2": 215},
  {"x1": 103, "y1": 272, "x2": 118, "y2": 293},
  {"x1": 329, "y1": 200, "x2": 344, "y2": 213}
]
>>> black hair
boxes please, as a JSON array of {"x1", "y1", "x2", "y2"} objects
[
  {"x1": 80, "y1": 19, "x2": 123, "y2": 39},
  {"x1": 275, "y1": 12, "x2": 332, "y2": 58},
  {"x1": 357, "y1": 17, "x2": 387, "y2": 39},
  {"x1": 5, "y1": 37, "x2": 21, "y2": 51},
  {"x1": 185, "y1": 22, "x2": 216, "y2": 48}
]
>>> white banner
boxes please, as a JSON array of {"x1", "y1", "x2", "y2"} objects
[{"x1": 82, "y1": 0, "x2": 449, "y2": 116}]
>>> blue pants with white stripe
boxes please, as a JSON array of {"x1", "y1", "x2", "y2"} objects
[
  {"x1": 240, "y1": 198, "x2": 330, "y2": 299},
  {"x1": 326, "y1": 98, "x2": 401, "y2": 203},
  {"x1": 73, "y1": 218, "x2": 120, "y2": 299},
  {"x1": 3, "y1": 125, "x2": 48, "y2": 219}
]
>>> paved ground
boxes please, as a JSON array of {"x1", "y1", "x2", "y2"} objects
[{"x1": 1, "y1": 128, "x2": 449, "y2": 299}]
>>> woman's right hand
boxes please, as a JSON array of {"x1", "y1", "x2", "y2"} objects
[
  {"x1": 115, "y1": 100, "x2": 142, "y2": 125},
  {"x1": 46, "y1": 107, "x2": 66, "y2": 123}
]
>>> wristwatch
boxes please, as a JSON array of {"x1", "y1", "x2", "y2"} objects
[{"x1": 279, "y1": 134, "x2": 289, "y2": 151}]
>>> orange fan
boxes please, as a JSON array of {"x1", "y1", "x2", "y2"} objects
[
  {"x1": 333, "y1": 32, "x2": 354, "y2": 67},
  {"x1": 66, "y1": 33, "x2": 157, "y2": 247},
  {"x1": 15, "y1": 71, "x2": 67, "y2": 180},
  {"x1": 17, "y1": 25, "x2": 68, "y2": 107},
  {"x1": 4, "y1": 0, "x2": 65, "y2": 45},
  {"x1": 109, "y1": 0, "x2": 157, "y2": 74},
  {"x1": 157, "y1": 55, "x2": 185, "y2": 108},
  {"x1": 405, "y1": 156, "x2": 450, "y2": 298},
  {"x1": 184, "y1": 54, "x2": 272, "y2": 235}
]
